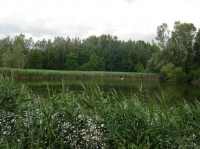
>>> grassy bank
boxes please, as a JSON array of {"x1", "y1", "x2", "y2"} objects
[
  {"x1": 0, "y1": 75, "x2": 200, "y2": 148},
  {"x1": 0, "y1": 67, "x2": 160, "y2": 81}
]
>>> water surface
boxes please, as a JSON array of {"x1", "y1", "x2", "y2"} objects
[{"x1": 14, "y1": 79, "x2": 200, "y2": 103}]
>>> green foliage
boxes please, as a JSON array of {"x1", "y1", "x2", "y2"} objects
[
  {"x1": 77, "y1": 49, "x2": 90, "y2": 67},
  {"x1": 147, "y1": 52, "x2": 165, "y2": 73},
  {"x1": 0, "y1": 37, "x2": 13, "y2": 66},
  {"x1": 13, "y1": 34, "x2": 26, "y2": 53},
  {"x1": 0, "y1": 21, "x2": 199, "y2": 80},
  {"x1": 134, "y1": 62, "x2": 144, "y2": 72},
  {"x1": 0, "y1": 76, "x2": 200, "y2": 148},
  {"x1": 189, "y1": 69, "x2": 200, "y2": 81},
  {"x1": 171, "y1": 21, "x2": 196, "y2": 63},
  {"x1": 150, "y1": 43, "x2": 160, "y2": 53},
  {"x1": 160, "y1": 63, "x2": 175, "y2": 81},
  {"x1": 26, "y1": 49, "x2": 43, "y2": 69},
  {"x1": 148, "y1": 21, "x2": 199, "y2": 81},
  {"x1": 156, "y1": 23, "x2": 170, "y2": 50},
  {"x1": 0, "y1": 34, "x2": 154, "y2": 72},
  {"x1": 194, "y1": 29, "x2": 200, "y2": 66},
  {"x1": 65, "y1": 52, "x2": 78, "y2": 70},
  {"x1": 1, "y1": 49, "x2": 13, "y2": 67},
  {"x1": 2, "y1": 43, "x2": 26, "y2": 68},
  {"x1": 160, "y1": 63, "x2": 185, "y2": 81},
  {"x1": 171, "y1": 67, "x2": 185, "y2": 81},
  {"x1": 81, "y1": 53, "x2": 105, "y2": 71},
  {"x1": 121, "y1": 58, "x2": 134, "y2": 72}
]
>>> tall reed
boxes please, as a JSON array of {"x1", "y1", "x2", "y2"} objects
[
  {"x1": 0, "y1": 67, "x2": 160, "y2": 81},
  {"x1": 0, "y1": 75, "x2": 199, "y2": 148}
]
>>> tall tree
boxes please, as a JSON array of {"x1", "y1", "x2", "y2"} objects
[
  {"x1": 194, "y1": 29, "x2": 200, "y2": 66},
  {"x1": 2, "y1": 43, "x2": 26, "y2": 68},
  {"x1": 81, "y1": 53, "x2": 105, "y2": 71},
  {"x1": 148, "y1": 21, "x2": 197, "y2": 73},
  {"x1": 13, "y1": 34, "x2": 27, "y2": 54},
  {"x1": 65, "y1": 52, "x2": 78, "y2": 70},
  {"x1": 170, "y1": 21, "x2": 196, "y2": 63},
  {"x1": 26, "y1": 49, "x2": 43, "y2": 69},
  {"x1": 156, "y1": 23, "x2": 170, "y2": 50},
  {"x1": 0, "y1": 36, "x2": 12, "y2": 66}
]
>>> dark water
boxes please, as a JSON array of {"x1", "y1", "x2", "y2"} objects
[{"x1": 14, "y1": 79, "x2": 200, "y2": 103}]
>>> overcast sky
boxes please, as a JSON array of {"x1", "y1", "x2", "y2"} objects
[{"x1": 0, "y1": 0, "x2": 199, "y2": 42}]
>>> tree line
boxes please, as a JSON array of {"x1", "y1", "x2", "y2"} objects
[
  {"x1": 0, "y1": 34, "x2": 157, "y2": 72},
  {"x1": 0, "y1": 21, "x2": 200, "y2": 81}
]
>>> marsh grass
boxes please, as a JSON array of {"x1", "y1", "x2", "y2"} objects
[
  {"x1": 0, "y1": 75, "x2": 200, "y2": 148},
  {"x1": 0, "y1": 67, "x2": 160, "y2": 81}
]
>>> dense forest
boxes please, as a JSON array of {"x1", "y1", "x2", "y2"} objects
[{"x1": 0, "y1": 21, "x2": 200, "y2": 81}]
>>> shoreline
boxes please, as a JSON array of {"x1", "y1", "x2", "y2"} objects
[{"x1": 0, "y1": 67, "x2": 160, "y2": 81}]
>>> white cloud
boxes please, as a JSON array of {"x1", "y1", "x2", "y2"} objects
[{"x1": 0, "y1": 0, "x2": 199, "y2": 42}]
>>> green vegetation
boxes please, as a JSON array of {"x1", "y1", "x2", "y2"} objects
[
  {"x1": 0, "y1": 67, "x2": 160, "y2": 81},
  {"x1": 0, "y1": 35, "x2": 154, "y2": 73},
  {"x1": 1, "y1": 75, "x2": 200, "y2": 148},
  {"x1": 0, "y1": 21, "x2": 200, "y2": 82},
  {"x1": 147, "y1": 21, "x2": 200, "y2": 82}
]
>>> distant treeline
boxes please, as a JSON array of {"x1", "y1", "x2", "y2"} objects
[
  {"x1": 0, "y1": 21, "x2": 200, "y2": 81},
  {"x1": 0, "y1": 34, "x2": 157, "y2": 72}
]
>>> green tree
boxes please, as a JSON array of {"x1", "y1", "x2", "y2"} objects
[
  {"x1": 77, "y1": 49, "x2": 91, "y2": 68},
  {"x1": 1, "y1": 50, "x2": 12, "y2": 67},
  {"x1": 65, "y1": 52, "x2": 78, "y2": 70},
  {"x1": 148, "y1": 21, "x2": 197, "y2": 76},
  {"x1": 26, "y1": 49, "x2": 43, "y2": 69},
  {"x1": 81, "y1": 53, "x2": 105, "y2": 71},
  {"x1": 121, "y1": 58, "x2": 134, "y2": 72},
  {"x1": 165, "y1": 44, "x2": 188, "y2": 67},
  {"x1": 134, "y1": 63, "x2": 144, "y2": 72},
  {"x1": 160, "y1": 63, "x2": 185, "y2": 81},
  {"x1": 160, "y1": 63, "x2": 175, "y2": 81},
  {"x1": 194, "y1": 29, "x2": 200, "y2": 66},
  {"x1": 171, "y1": 67, "x2": 185, "y2": 81},
  {"x1": 13, "y1": 34, "x2": 28, "y2": 54},
  {"x1": 34, "y1": 39, "x2": 47, "y2": 51},
  {"x1": 171, "y1": 21, "x2": 196, "y2": 63},
  {"x1": 2, "y1": 43, "x2": 26, "y2": 68},
  {"x1": 0, "y1": 36, "x2": 13, "y2": 66},
  {"x1": 156, "y1": 23, "x2": 170, "y2": 50},
  {"x1": 149, "y1": 43, "x2": 160, "y2": 54}
]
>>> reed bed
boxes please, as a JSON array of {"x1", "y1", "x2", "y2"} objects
[
  {"x1": 0, "y1": 75, "x2": 200, "y2": 148},
  {"x1": 0, "y1": 67, "x2": 160, "y2": 81}
]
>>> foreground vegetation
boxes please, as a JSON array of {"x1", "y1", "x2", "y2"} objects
[
  {"x1": 0, "y1": 75, "x2": 200, "y2": 148},
  {"x1": 0, "y1": 67, "x2": 160, "y2": 81}
]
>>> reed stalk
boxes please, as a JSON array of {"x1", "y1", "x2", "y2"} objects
[
  {"x1": 0, "y1": 75, "x2": 199, "y2": 148},
  {"x1": 0, "y1": 67, "x2": 160, "y2": 81}
]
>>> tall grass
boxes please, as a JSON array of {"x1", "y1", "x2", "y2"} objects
[
  {"x1": 0, "y1": 67, "x2": 160, "y2": 81},
  {"x1": 0, "y1": 75, "x2": 200, "y2": 148}
]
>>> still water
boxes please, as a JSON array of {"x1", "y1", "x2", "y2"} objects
[{"x1": 14, "y1": 79, "x2": 200, "y2": 103}]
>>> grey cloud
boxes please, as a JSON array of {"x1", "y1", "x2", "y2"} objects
[{"x1": 0, "y1": 22, "x2": 24, "y2": 36}]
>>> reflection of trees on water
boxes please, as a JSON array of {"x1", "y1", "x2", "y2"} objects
[
  {"x1": 159, "y1": 82, "x2": 200, "y2": 103},
  {"x1": 13, "y1": 80, "x2": 200, "y2": 103}
]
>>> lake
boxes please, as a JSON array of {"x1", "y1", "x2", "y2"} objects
[{"x1": 14, "y1": 79, "x2": 200, "y2": 103}]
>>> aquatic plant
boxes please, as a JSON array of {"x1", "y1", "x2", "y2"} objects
[
  {"x1": 0, "y1": 67, "x2": 160, "y2": 81},
  {"x1": 0, "y1": 75, "x2": 199, "y2": 148}
]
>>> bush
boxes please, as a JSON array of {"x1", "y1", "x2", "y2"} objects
[{"x1": 160, "y1": 63, "x2": 186, "y2": 81}]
